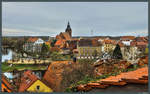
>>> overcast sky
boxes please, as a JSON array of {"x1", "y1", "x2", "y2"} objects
[{"x1": 2, "y1": 2, "x2": 148, "y2": 37}]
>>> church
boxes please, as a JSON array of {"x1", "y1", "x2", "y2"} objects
[
  {"x1": 55, "y1": 22, "x2": 73, "y2": 48},
  {"x1": 56, "y1": 22, "x2": 72, "y2": 40}
]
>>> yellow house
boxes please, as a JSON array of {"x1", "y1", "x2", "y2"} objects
[
  {"x1": 77, "y1": 39, "x2": 102, "y2": 59},
  {"x1": 27, "y1": 80, "x2": 53, "y2": 92},
  {"x1": 102, "y1": 39, "x2": 116, "y2": 53},
  {"x1": 19, "y1": 70, "x2": 53, "y2": 93}
]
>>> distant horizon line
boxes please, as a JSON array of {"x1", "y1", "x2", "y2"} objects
[{"x1": 2, "y1": 35, "x2": 148, "y2": 37}]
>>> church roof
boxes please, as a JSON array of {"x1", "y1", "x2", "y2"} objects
[
  {"x1": 78, "y1": 39, "x2": 101, "y2": 47},
  {"x1": 60, "y1": 32, "x2": 71, "y2": 40},
  {"x1": 55, "y1": 39, "x2": 66, "y2": 46}
]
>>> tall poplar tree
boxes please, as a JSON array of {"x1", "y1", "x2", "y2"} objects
[{"x1": 112, "y1": 44, "x2": 123, "y2": 59}]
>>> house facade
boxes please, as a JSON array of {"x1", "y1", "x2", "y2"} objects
[
  {"x1": 119, "y1": 41, "x2": 138, "y2": 61},
  {"x1": 19, "y1": 70, "x2": 53, "y2": 93},
  {"x1": 77, "y1": 39, "x2": 102, "y2": 59},
  {"x1": 102, "y1": 39, "x2": 116, "y2": 53},
  {"x1": 27, "y1": 80, "x2": 53, "y2": 92},
  {"x1": 23, "y1": 38, "x2": 45, "y2": 53}
]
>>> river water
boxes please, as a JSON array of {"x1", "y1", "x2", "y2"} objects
[
  {"x1": 3, "y1": 72, "x2": 14, "y2": 79},
  {"x1": 2, "y1": 49, "x2": 13, "y2": 62},
  {"x1": 2, "y1": 49, "x2": 14, "y2": 79}
]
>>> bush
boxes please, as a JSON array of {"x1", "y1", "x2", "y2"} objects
[
  {"x1": 65, "y1": 88, "x2": 72, "y2": 92},
  {"x1": 61, "y1": 59, "x2": 95, "y2": 92}
]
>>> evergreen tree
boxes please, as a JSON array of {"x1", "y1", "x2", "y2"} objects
[
  {"x1": 93, "y1": 50, "x2": 98, "y2": 59},
  {"x1": 40, "y1": 43, "x2": 49, "y2": 58},
  {"x1": 112, "y1": 44, "x2": 123, "y2": 59},
  {"x1": 51, "y1": 39, "x2": 57, "y2": 47}
]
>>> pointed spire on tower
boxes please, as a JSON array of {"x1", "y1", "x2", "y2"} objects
[
  {"x1": 65, "y1": 21, "x2": 72, "y2": 37},
  {"x1": 67, "y1": 21, "x2": 70, "y2": 28},
  {"x1": 68, "y1": 21, "x2": 70, "y2": 25}
]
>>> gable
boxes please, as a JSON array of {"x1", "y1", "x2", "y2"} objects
[
  {"x1": 27, "y1": 80, "x2": 53, "y2": 92},
  {"x1": 18, "y1": 70, "x2": 39, "y2": 92}
]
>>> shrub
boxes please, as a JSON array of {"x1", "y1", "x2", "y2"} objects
[{"x1": 61, "y1": 59, "x2": 95, "y2": 92}]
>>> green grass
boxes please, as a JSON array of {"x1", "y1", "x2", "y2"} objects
[{"x1": 2, "y1": 63, "x2": 48, "y2": 72}]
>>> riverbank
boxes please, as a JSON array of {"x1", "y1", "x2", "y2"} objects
[
  {"x1": 2, "y1": 63, "x2": 49, "y2": 72},
  {"x1": 6, "y1": 58, "x2": 52, "y2": 64}
]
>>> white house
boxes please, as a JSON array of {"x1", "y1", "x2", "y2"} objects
[{"x1": 24, "y1": 38, "x2": 45, "y2": 53}]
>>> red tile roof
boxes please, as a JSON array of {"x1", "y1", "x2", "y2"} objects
[
  {"x1": 55, "y1": 39, "x2": 66, "y2": 46},
  {"x1": 60, "y1": 32, "x2": 71, "y2": 40},
  {"x1": 78, "y1": 39, "x2": 101, "y2": 47},
  {"x1": 56, "y1": 32, "x2": 71, "y2": 40},
  {"x1": 136, "y1": 37, "x2": 148, "y2": 42},
  {"x1": 121, "y1": 36, "x2": 135, "y2": 40},
  {"x1": 2, "y1": 75, "x2": 14, "y2": 92},
  {"x1": 56, "y1": 35, "x2": 62, "y2": 40},
  {"x1": 130, "y1": 41, "x2": 137, "y2": 46},
  {"x1": 27, "y1": 37, "x2": 38, "y2": 42},
  {"x1": 43, "y1": 61, "x2": 74, "y2": 91},
  {"x1": 18, "y1": 70, "x2": 38, "y2": 92},
  {"x1": 103, "y1": 39, "x2": 116, "y2": 45},
  {"x1": 77, "y1": 66, "x2": 148, "y2": 91},
  {"x1": 50, "y1": 47, "x2": 61, "y2": 52},
  {"x1": 118, "y1": 41, "x2": 124, "y2": 47},
  {"x1": 136, "y1": 42, "x2": 148, "y2": 46}
]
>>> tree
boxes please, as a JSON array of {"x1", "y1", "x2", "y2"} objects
[
  {"x1": 40, "y1": 43, "x2": 50, "y2": 60},
  {"x1": 50, "y1": 51, "x2": 63, "y2": 61},
  {"x1": 61, "y1": 59, "x2": 95, "y2": 91},
  {"x1": 112, "y1": 44, "x2": 123, "y2": 59},
  {"x1": 15, "y1": 39, "x2": 25, "y2": 58},
  {"x1": 93, "y1": 50, "x2": 98, "y2": 59},
  {"x1": 51, "y1": 39, "x2": 57, "y2": 47}
]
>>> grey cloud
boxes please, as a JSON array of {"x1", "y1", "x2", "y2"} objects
[{"x1": 2, "y1": 2, "x2": 148, "y2": 36}]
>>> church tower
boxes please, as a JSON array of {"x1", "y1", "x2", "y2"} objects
[{"x1": 65, "y1": 21, "x2": 72, "y2": 37}]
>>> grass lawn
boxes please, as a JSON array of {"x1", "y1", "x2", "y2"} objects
[{"x1": 2, "y1": 63, "x2": 48, "y2": 72}]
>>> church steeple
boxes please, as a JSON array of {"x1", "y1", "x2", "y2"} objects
[
  {"x1": 67, "y1": 22, "x2": 70, "y2": 27},
  {"x1": 65, "y1": 21, "x2": 72, "y2": 37}
]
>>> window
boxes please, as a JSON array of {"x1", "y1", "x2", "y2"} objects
[{"x1": 36, "y1": 85, "x2": 40, "y2": 90}]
